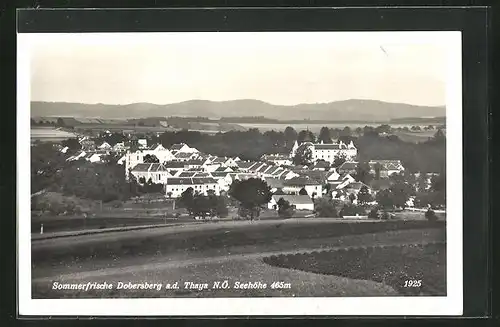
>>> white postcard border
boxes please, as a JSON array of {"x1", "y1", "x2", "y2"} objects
[{"x1": 17, "y1": 31, "x2": 463, "y2": 316}]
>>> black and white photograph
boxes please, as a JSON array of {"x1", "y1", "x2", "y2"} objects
[{"x1": 18, "y1": 30, "x2": 463, "y2": 316}]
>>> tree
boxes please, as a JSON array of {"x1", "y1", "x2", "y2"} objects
[
  {"x1": 368, "y1": 208, "x2": 379, "y2": 219},
  {"x1": 179, "y1": 187, "x2": 195, "y2": 213},
  {"x1": 417, "y1": 173, "x2": 428, "y2": 192},
  {"x1": 348, "y1": 193, "x2": 356, "y2": 203},
  {"x1": 56, "y1": 118, "x2": 66, "y2": 127},
  {"x1": 213, "y1": 196, "x2": 229, "y2": 218},
  {"x1": 339, "y1": 204, "x2": 365, "y2": 217},
  {"x1": 143, "y1": 154, "x2": 160, "y2": 163},
  {"x1": 376, "y1": 189, "x2": 394, "y2": 210},
  {"x1": 284, "y1": 126, "x2": 298, "y2": 146},
  {"x1": 61, "y1": 138, "x2": 81, "y2": 153},
  {"x1": 425, "y1": 208, "x2": 438, "y2": 222},
  {"x1": 340, "y1": 126, "x2": 352, "y2": 137},
  {"x1": 374, "y1": 162, "x2": 382, "y2": 180},
  {"x1": 357, "y1": 185, "x2": 372, "y2": 204},
  {"x1": 277, "y1": 198, "x2": 295, "y2": 218},
  {"x1": 354, "y1": 161, "x2": 372, "y2": 184},
  {"x1": 431, "y1": 173, "x2": 445, "y2": 192},
  {"x1": 292, "y1": 144, "x2": 313, "y2": 166},
  {"x1": 389, "y1": 181, "x2": 414, "y2": 209},
  {"x1": 318, "y1": 126, "x2": 333, "y2": 143},
  {"x1": 314, "y1": 198, "x2": 338, "y2": 217},
  {"x1": 297, "y1": 130, "x2": 315, "y2": 144},
  {"x1": 299, "y1": 188, "x2": 308, "y2": 195},
  {"x1": 332, "y1": 153, "x2": 347, "y2": 168},
  {"x1": 191, "y1": 193, "x2": 211, "y2": 220},
  {"x1": 229, "y1": 178, "x2": 272, "y2": 221}
]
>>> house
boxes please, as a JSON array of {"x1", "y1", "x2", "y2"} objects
[
  {"x1": 84, "y1": 152, "x2": 104, "y2": 163},
  {"x1": 301, "y1": 170, "x2": 328, "y2": 185},
  {"x1": 112, "y1": 142, "x2": 127, "y2": 153},
  {"x1": 130, "y1": 163, "x2": 171, "y2": 184},
  {"x1": 268, "y1": 195, "x2": 314, "y2": 211},
  {"x1": 98, "y1": 142, "x2": 112, "y2": 150},
  {"x1": 164, "y1": 161, "x2": 189, "y2": 177},
  {"x1": 170, "y1": 143, "x2": 199, "y2": 154},
  {"x1": 311, "y1": 160, "x2": 330, "y2": 171},
  {"x1": 325, "y1": 168, "x2": 341, "y2": 181},
  {"x1": 278, "y1": 170, "x2": 300, "y2": 180},
  {"x1": 344, "y1": 181, "x2": 372, "y2": 195},
  {"x1": 369, "y1": 160, "x2": 405, "y2": 177},
  {"x1": 184, "y1": 159, "x2": 204, "y2": 170},
  {"x1": 164, "y1": 177, "x2": 219, "y2": 198},
  {"x1": 124, "y1": 145, "x2": 175, "y2": 178},
  {"x1": 211, "y1": 171, "x2": 234, "y2": 192},
  {"x1": 328, "y1": 173, "x2": 356, "y2": 196},
  {"x1": 138, "y1": 139, "x2": 148, "y2": 148},
  {"x1": 338, "y1": 161, "x2": 359, "y2": 175},
  {"x1": 79, "y1": 137, "x2": 96, "y2": 151},
  {"x1": 117, "y1": 155, "x2": 126, "y2": 165},
  {"x1": 143, "y1": 144, "x2": 175, "y2": 162},
  {"x1": 261, "y1": 154, "x2": 293, "y2": 166},
  {"x1": 290, "y1": 140, "x2": 357, "y2": 163},
  {"x1": 264, "y1": 177, "x2": 285, "y2": 193},
  {"x1": 213, "y1": 166, "x2": 235, "y2": 173},
  {"x1": 282, "y1": 177, "x2": 323, "y2": 198},
  {"x1": 174, "y1": 151, "x2": 199, "y2": 162},
  {"x1": 66, "y1": 151, "x2": 87, "y2": 162},
  {"x1": 236, "y1": 161, "x2": 256, "y2": 171}
]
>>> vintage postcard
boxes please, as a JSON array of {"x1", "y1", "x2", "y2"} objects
[{"x1": 18, "y1": 31, "x2": 462, "y2": 316}]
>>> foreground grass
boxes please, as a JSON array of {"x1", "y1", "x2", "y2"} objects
[
  {"x1": 263, "y1": 243, "x2": 446, "y2": 296},
  {"x1": 32, "y1": 220, "x2": 445, "y2": 271}
]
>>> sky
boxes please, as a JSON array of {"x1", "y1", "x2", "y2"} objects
[{"x1": 28, "y1": 32, "x2": 451, "y2": 107}]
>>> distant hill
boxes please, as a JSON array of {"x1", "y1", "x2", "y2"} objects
[{"x1": 30, "y1": 99, "x2": 446, "y2": 121}]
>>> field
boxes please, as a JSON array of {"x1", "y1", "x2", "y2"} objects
[
  {"x1": 31, "y1": 219, "x2": 445, "y2": 298},
  {"x1": 31, "y1": 127, "x2": 78, "y2": 141},
  {"x1": 264, "y1": 242, "x2": 446, "y2": 296},
  {"x1": 392, "y1": 130, "x2": 438, "y2": 143}
]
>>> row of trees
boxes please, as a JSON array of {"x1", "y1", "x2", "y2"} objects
[
  {"x1": 148, "y1": 126, "x2": 445, "y2": 173},
  {"x1": 178, "y1": 188, "x2": 229, "y2": 219}
]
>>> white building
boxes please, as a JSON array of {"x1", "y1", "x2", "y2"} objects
[
  {"x1": 130, "y1": 163, "x2": 172, "y2": 184},
  {"x1": 124, "y1": 144, "x2": 175, "y2": 178},
  {"x1": 261, "y1": 154, "x2": 293, "y2": 166},
  {"x1": 368, "y1": 160, "x2": 405, "y2": 177},
  {"x1": 98, "y1": 142, "x2": 112, "y2": 150},
  {"x1": 138, "y1": 139, "x2": 148, "y2": 148},
  {"x1": 170, "y1": 143, "x2": 199, "y2": 154},
  {"x1": 282, "y1": 177, "x2": 323, "y2": 198},
  {"x1": 268, "y1": 194, "x2": 314, "y2": 211},
  {"x1": 164, "y1": 177, "x2": 220, "y2": 198},
  {"x1": 290, "y1": 140, "x2": 357, "y2": 163}
]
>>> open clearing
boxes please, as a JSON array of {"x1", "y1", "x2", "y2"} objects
[{"x1": 32, "y1": 219, "x2": 445, "y2": 298}]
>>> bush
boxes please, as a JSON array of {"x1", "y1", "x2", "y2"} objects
[
  {"x1": 425, "y1": 209, "x2": 438, "y2": 222},
  {"x1": 381, "y1": 211, "x2": 390, "y2": 220},
  {"x1": 314, "y1": 198, "x2": 338, "y2": 218},
  {"x1": 339, "y1": 204, "x2": 365, "y2": 218},
  {"x1": 368, "y1": 208, "x2": 380, "y2": 219}
]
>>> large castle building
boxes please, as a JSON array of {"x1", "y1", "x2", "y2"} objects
[{"x1": 290, "y1": 140, "x2": 357, "y2": 164}]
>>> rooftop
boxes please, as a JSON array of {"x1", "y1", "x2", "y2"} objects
[
  {"x1": 166, "y1": 177, "x2": 217, "y2": 185},
  {"x1": 272, "y1": 194, "x2": 313, "y2": 205}
]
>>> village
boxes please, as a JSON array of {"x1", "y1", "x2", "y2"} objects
[{"x1": 35, "y1": 125, "x2": 445, "y2": 222}]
